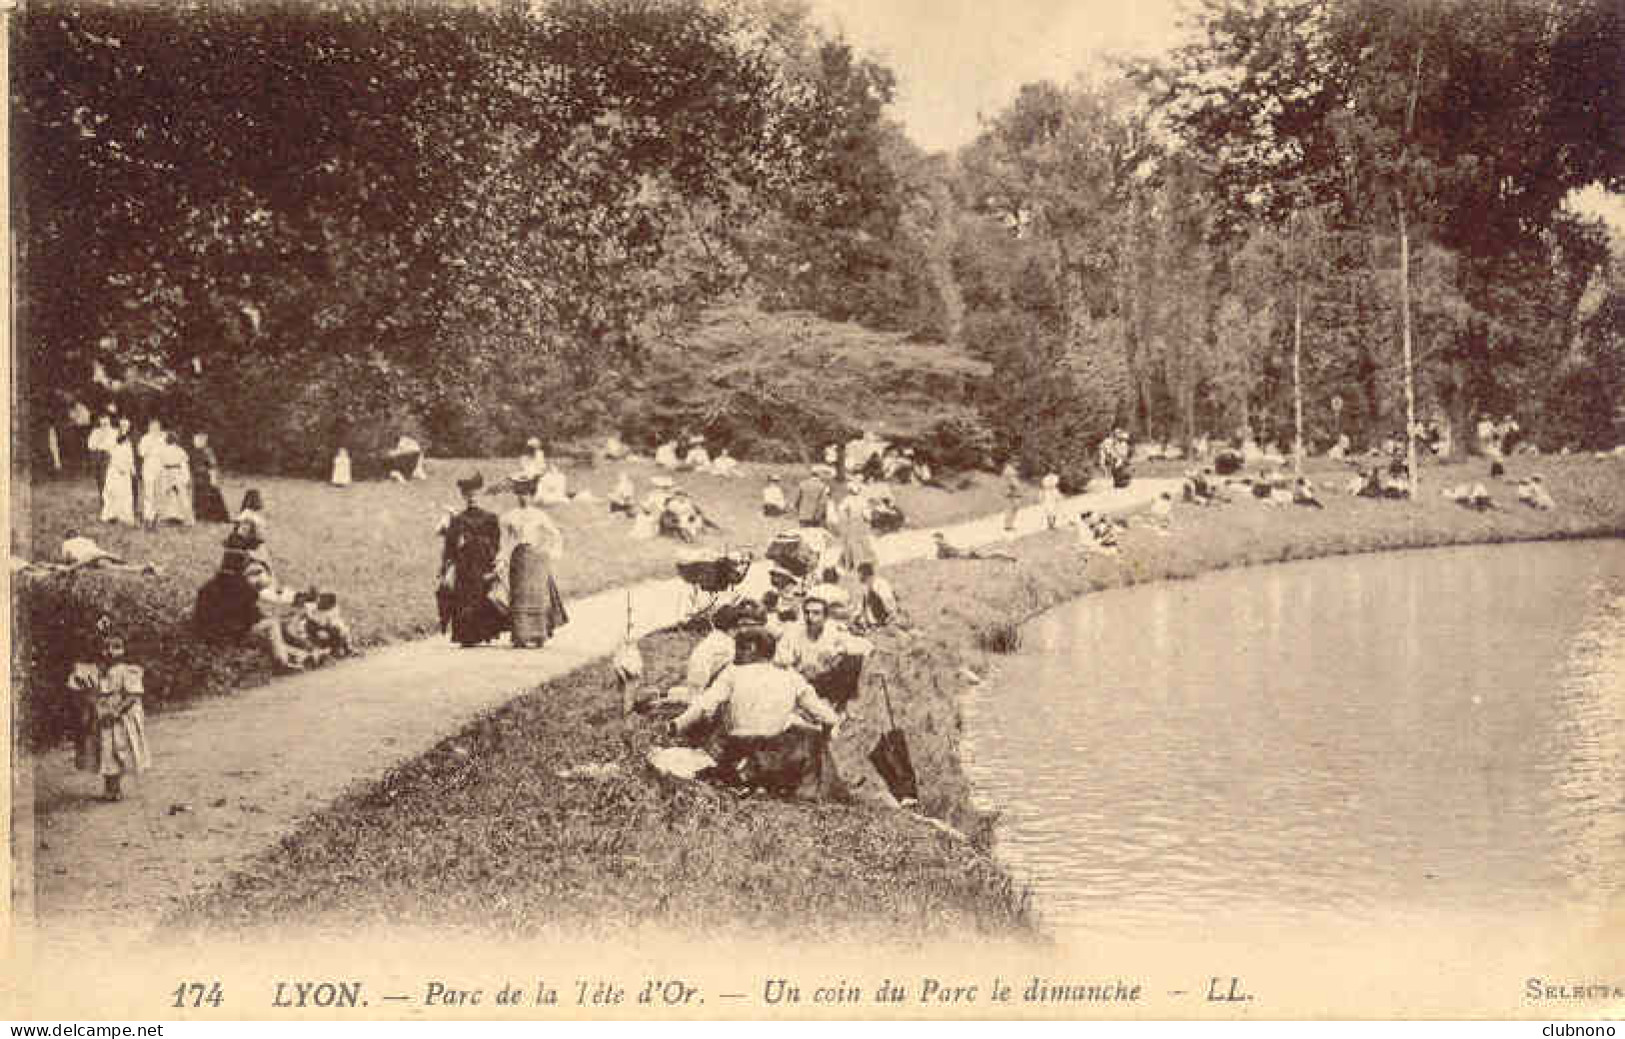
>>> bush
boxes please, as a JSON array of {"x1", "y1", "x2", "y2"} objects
[{"x1": 13, "y1": 568, "x2": 271, "y2": 752}]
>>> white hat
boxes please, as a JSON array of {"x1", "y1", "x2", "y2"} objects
[{"x1": 651, "y1": 475, "x2": 675, "y2": 489}]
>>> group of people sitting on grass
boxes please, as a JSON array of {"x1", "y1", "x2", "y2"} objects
[
  {"x1": 192, "y1": 489, "x2": 357, "y2": 672},
  {"x1": 653, "y1": 434, "x2": 742, "y2": 478},
  {"x1": 653, "y1": 585, "x2": 880, "y2": 799},
  {"x1": 1442, "y1": 472, "x2": 1556, "y2": 512}
]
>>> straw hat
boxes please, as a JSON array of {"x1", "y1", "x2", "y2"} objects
[{"x1": 650, "y1": 475, "x2": 675, "y2": 489}]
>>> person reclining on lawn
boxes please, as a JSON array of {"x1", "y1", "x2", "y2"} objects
[
  {"x1": 1516, "y1": 474, "x2": 1555, "y2": 511},
  {"x1": 668, "y1": 627, "x2": 841, "y2": 797},
  {"x1": 773, "y1": 588, "x2": 873, "y2": 712}
]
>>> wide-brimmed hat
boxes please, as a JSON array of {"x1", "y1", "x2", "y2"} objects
[
  {"x1": 1042, "y1": 473, "x2": 1060, "y2": 488},
  {"x1": 457, "y1": 471, "x2": 485, "y2": 494},
  {"x1": 650, "y1": 475, "x2": 675, "y2": 489},
  {"x1": 526, "y1": 437, "x2": 542, "y2": 449}
]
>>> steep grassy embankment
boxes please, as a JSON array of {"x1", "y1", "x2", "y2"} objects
[{"x1": 162, "y1": 456, "x2": 1625, "y2": 944}]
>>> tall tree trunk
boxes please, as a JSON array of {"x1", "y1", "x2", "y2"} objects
[
  {"x1": 1397, "y1": 192, "x2": 1419, "y2": 496},
  {"x1": 1293, "y1": 277, "x2": 1305, "y2": 475}
]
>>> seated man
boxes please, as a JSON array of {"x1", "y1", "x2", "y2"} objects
[
  {"x1": 669, "y1": 628, "x2": 840, "y2": 797},
  {"x1": 710, "y1": 448, "x2": 739, "y2": 477},
  {"x1": 867, "y1": 484, "x2": 906, "y2": 533},
  {"x1": 1292, "y1": 477, "x2": 1324, "y2": 508},
  {"x1": 666, "y1": 604, "x2": 742, "y2": 703},
  {"x1": 773, "y1": 590, "x2": 872, "y2": 711},
  {"x1": 387, "y1": 435, "x2": 426, "y2": 482},
  {"x1": 854, "y1": 562, "x2": 903, "y2": 631},
  {"x1": 535, "y1": 465, "x2": 569, "y2": 505},
  {"x1": 308, "y1": 591, "x2": 355, "y2": 658},
  {"x1": 684, "y1": 438, "x2": 711, "y2": 471},
  {"x1": 608, "y1": 471, "x2": 637, "y2": 515},
  {"x1": 762, "y1": 475, "x2": 787, "y2": 517}
]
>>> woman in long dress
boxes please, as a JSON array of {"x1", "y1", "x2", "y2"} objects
[
  {"x1": 836, "y1": 483, "x2": 878, "y2": 572},
  {"x1": 439, "y1": 472, "x2": 508, "y2": 647},
  {"x1": 500, "y1": 477, "x2": 569, "y2": 648},
  {"x1": 153, "y1": 432, "x2": 195, "y2": 525},
  {"x1": 190, "y1": 432, "x2": 230, "y2": 521},
  {"x1": 100, "y1": 433, "x2": 136, "y2": 525},
  {"x1": 330, "y1": 446, "x2": 352, "y2": 487},
  {"x1": 72, "y1": 619, "x2": 151, "y2": 801}
]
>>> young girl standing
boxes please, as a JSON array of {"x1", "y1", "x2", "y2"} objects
[{"x1": 71, "y1": 618, "x2": 151, "y2": 801}]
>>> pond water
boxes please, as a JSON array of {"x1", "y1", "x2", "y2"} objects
[{"x1": 962, "y1": 540, "x2": 1625, "y2": 942}]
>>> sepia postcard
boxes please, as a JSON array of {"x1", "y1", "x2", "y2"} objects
[{"x1": 5, "y1": 0, "x2": 1624, "y2": 1022}]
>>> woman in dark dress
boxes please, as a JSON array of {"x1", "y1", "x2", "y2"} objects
[
  {"x1": 439, "y1": 472, "x2": 508, "y2": 647},
  {"x1": 189, "y1": 432, "x2": 230, "y2": 522}
]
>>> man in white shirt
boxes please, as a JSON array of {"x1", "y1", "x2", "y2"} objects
[
  {"x1": 670, "y1": 627, "x2": 840, "y2": 795},
  {"x1": 774, "y1": 591, "x2": 872, "y2": 711}
]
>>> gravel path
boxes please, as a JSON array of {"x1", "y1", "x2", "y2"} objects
[{"x1": 17, "y1": 479, "x2": 1176, "y2": 943}]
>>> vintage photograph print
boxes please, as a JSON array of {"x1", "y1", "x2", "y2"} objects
[{"x1": 6, "y1": 0, "x2": 1624, "y2": 1022}]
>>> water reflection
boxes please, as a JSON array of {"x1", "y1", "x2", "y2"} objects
[{"x1": 962, "y1": 541, "x2": 1625, "y2": 940}]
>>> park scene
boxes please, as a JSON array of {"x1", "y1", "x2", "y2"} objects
[{"x1": 8, "y1": 0, "x2": 1625, "y2": 1010}]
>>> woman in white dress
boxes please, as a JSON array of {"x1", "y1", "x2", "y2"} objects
[
  {"x1": 152, "y1": 432, "x2": 195, "y2": 525},
  {"x1": 500, "y1": 478, "x2": 569, "y2": 648},
  {"x1": 100, "y1": 433, "x2": 136, "y2": 525}
]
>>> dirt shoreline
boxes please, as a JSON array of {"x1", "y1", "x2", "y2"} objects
[{"x1": 158, "y1": 457, "x2": 1625, "y2": 943}]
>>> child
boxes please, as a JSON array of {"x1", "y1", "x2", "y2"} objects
[
  {"x1": 309, "y1": 591, "x2": 355, "y2": 658},
  {"x1": 1040, "y1": 472, "x2": 1062, "y2": 529},
  {"x1": 71, "y1": 617, "x2": 151, "y2": 801},
  {"x1": 331, "y1": 446, "x2": 352, "y2": 487}
]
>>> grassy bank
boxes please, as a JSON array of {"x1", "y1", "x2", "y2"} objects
[
  {"x1": 13, "y1": 457, "x2": 1011, "y2": 748},
  {"x1": 163, "y1": 455, "x2": 1625, "y2": 944}
]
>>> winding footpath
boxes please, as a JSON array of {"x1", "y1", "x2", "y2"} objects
[{"x1": 16, "y1": 479, "x2": 1177, "y2": 943}]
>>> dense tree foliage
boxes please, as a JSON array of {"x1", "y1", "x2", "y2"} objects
[{"x1": 15, "y1": 0, "x2": 1624, "y2": 479}]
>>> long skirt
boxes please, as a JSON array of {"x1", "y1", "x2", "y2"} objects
[
  {"x1": 154, "y1": 468, "x2": 194, "y2": 524},
  {"x1": 509, "y1": 544, "x2": 569, "y2": 647},
  {"x1": 101, "y1": 468, "x2": 136, "y2": 525},
  {"x1": 77, "y1": 704, "x2": 151, "y2": 777},
  {"x1": 839, "y1": 520, "x2": 877, "y2": 571},
  {"x1": 194, "y1": 477, "x2": 229, "y2": 522},
  {"x1": 449, "y1": 565, "x2": 509, "y2": 646}
]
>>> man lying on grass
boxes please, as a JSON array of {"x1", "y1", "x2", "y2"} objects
[{"x1": 667, "y1": 627, "x2": 840, "y2": 798}]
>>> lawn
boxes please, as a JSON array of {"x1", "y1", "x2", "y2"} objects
[
  {"x1": 12, "y1": 455, "x2": 1014, "y2": 747},
  {"x1": 160, "y1": 453, "x2": 1625, "y2": 945}
]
